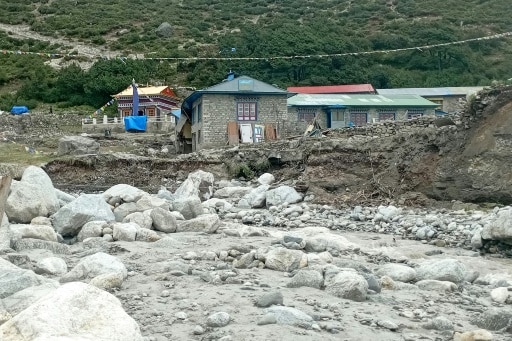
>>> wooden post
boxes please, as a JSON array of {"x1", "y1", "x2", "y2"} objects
[
  {"x1": 0, "y1": 176, "x2": 11, "y2": 219},
  {"x1": 0, "y1": 176, "x2": 12, "y2": 250}
]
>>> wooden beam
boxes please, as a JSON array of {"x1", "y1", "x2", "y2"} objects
[
  {"x1": 0, "y1": 176, "x2": 11, "y2": 250},
  {"x1": 0, "y1": 176, "x2": 11, "y2": 220}
]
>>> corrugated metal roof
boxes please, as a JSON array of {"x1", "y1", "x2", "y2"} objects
[
  {"x1": 287, "y1": 94, "x2": 439, "y2": 107},
  {"x1": 201, "y1": 75, "x2": 287, "y2": 94},
  {"x1": 114, "y1": 86, "x2": 170, "y2": 97},
  {"x1": 376, "y1": 86, "x2": 486, "y2": 97},
  {"x1": 287, "y1": 84, "x2": 375, "y2": 94}
]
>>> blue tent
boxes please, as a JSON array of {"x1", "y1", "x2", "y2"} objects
[{"x1": 11, "y1": 106, "x2": 29, "y2": 115}]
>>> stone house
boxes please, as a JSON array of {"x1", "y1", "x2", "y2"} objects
[
  {"x1": 376, "y1": 87, "x2": 485, "y2": 114},
  {"x1": 287, "y1": 93, "x2": 439, "y2": 129},
  {"x1": 178, "y1": 75, "x2": 289, "y2": 152}
]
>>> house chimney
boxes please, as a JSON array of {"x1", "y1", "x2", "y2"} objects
[{"x1": 227, "y1": 70, "x2": 235, "y2": 81}]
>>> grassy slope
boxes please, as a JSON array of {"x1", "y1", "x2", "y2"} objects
[{"x1": 0, "y1": 0, "x2": 511, "y2": 89}]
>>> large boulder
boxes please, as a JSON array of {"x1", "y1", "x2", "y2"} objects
[
  {"x1": 77, "y1": 220, "x2": 106, "y2": 242},
  {"x1": 264, "y1": 248, "x2": 307, "y2": 272},
  {"x1": 103, "y1": 184, "x2": 147, "y2": 206},
  {"x1": 266, "y1": 186, "x2": 303, "y2": 207},
  {"x1": 258, "y1": 173, "x2": 275, "y2": 185},
  {"x1": 2, "y1": 282, "x2": 59, "y2": 316},
  {"x1": 325, "y1": 269, "x2": 368, "y2": 302},
  {"x1": 214, "y1": 186, "x2": 253, "y2": 199},
  {"x1": 0, "y1": 282, "x2": 143, "y2": 340},
  {"x1": 122, "y1": 211, "x2": 152, "y2": 230},
  {"x1": 176, "y1": 214, "x2": 220, "y2": 233},
  {"x1": 172, "y1": 196, "x2": 204, "y2": 219},
  {"x1": 416, "y1": 259, "x2": 467, "y2": 284},
  {"x1": 174, "y1": 170, "x2": 214, "y2": 201},
  {"x1": 9, "y1": 223, "x2": 57, "y2": 242},
  {"x1": 482, "y1": 208, "x2": 512, "y2": 244},
  {"x1": 60, "y1": 252, "x2": 127, "y2": 283},
  {"x1": 112, "y1": 222, "x2": 138, "y2": 242},
  {"x1": 52, "y1": 194, "x2": 115, "y2": 237},
  {"x1": 0, "y1": 258, "x2": 57, "y2": 299},
  {"x1": 155, "y1": 22, "x2": 172, "y2": 37},
  {"x1": 5, "y1": 167, "x2": 60, "y2": 223},
  {"x1": 287, "y1": 269, "x2": 324, "y2": 289},
  {"x1": 376, "y1": 263, "x2": 417, "y2": 283},
  {"x1": 242, "y1": 185, "x2": 269, "y2": 208},
  {"x1": 57, "y1": 135, "x2": 100, "y2": 156},
  {"x1": 150, "y1": 207, "x2": 177, "y2": 233},
  {"x1": 262, "y1": 306, "x2": 314, "y2": 328}
]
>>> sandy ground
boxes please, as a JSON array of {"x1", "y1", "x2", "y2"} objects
[{"x1": 18, "y1": 225, "x2": 509, "y2": 341}]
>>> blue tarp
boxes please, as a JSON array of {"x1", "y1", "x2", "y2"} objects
[
  {"x1": 171, "y1": 109, "x2": 181, "y2": 118},
  {"x1": 124, "y1": 116, "x2": 147, "y2": 132},
  {"x1": 11, "y1": 106, "x2": 29, "y2": 115}
]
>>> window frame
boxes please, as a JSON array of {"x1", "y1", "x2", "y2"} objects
[{"x1": 236, "y1": 102, "x2": 257, "y2": 121}]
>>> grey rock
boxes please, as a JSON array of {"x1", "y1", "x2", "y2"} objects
[
  {"x1": 52, "y1": 194, "x2": 115, "y2": 237},
  {"x1": 264, "y1": 248, "x2": 307, "y2": 272},
  {"x1": 416, "y1": 258, "x2": 466, "y2": 283},
  {"x1": 12, "y1": 238, "x2": 70, "y2": 254},
  {"x1": 214, "y1": 186, "x2": 253, "y2": 199},
  {"x1": 0, "y1": 259, "x2": 56, "y2": 299},
  {"x1": 123, "y1": 211, "x2": 152, "y2": 230},
  {"x1": 376, "y1": 263, "x2": 416, "y2": 283},
  {"x1": 255, "y1": 291, "x2": 284, "y2": 308},
  {"x1": 325, "y1": 270, "x2": 368, "y2": 302},
  {"x1": 113, "y1": 202, "x2": 139, "y2": 222},
  {"x1": 243, "y1": 185, "x2": 269, "y2": 208},
  {"x1": 257, "y1": 313, "x2": 277, "y2": 325},
  {"x1": 176, "y1": 214, "x2": 220, "y2": 233},
  {"x1": 34, "y1": 256, "x2": 68, "y2": 275},
  {"x1": 416, "y1": 280, "x2": 459, "y2": 292},
  {"x1": 113, "y1": 222, "x2": 138, "y2": 242},
  {"x1": 472, "y1": 308, "x2": 512, "y2": 331},
  {"x1": 77, "y1": 220, "x2": 106, "y2": 242},
  {"x1": 174, "y1": 170, "x2": 214, "y2": 201},
  {"x1": 258, "y1": 173, "x2": 275, "y2": 185},
  {"x1": 482, "y1": 208, "x2": 512, "y2": 244},
  {"x1": 206, "y1": 312, "x2": 230, "y2": 327},
  {"x1": 173, "y1": 196, "x2": 204, "y2": 219},
  {"x1": 0, "y1": 282, "x2": 143, "y2": 340},
  {"x1": 266, "y1": 186, "x2": 302, "y2": 207},
  {"x1": 9, "y1": 224, "x2": 57, "y2": 242},
  {"x1": 287, "y1": 269, "x2": 324, "y2": 289},
  {"x1": 424, "y1": 316, "x2": 454, "y2": 331},
  {"x1": 263, "y1": 306, "x2": 314, "y2": 328},
  {"x1": 155, "y1": 22, "x2": 172, "y2": 37},
  {"x1": 5, "y1": 167, "x2": 60, "y2": 223},
  {"x1": 150, "y1": 207, "x2": 177, "y2": 233},
  {"x1": 57, "y1": 136, "x2": 99, "y2": 156},
  {"x1": 103, "y1": 184, "x2": 147, "y2": 206},
  {"x1": 60, "y1": 252, "x2": 127, "y2": 282},
  {"x1": 2, "y1": 282, "x2": 59, "y2": 316}
]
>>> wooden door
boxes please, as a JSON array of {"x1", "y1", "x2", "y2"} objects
[{"x1": 240, "y1": 124, "x2": 253, "y2": 143}]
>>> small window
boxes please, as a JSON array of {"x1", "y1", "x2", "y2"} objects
[
  {"x1": 197, "y1": 103, "x2": 202, "y2": 122},
  {"x1": 331, "y1": 111, "x2": 345, "y2": 121},
  {"x1": 378, "y1": 109, "x2": 396, "y2": 121},
  {"x1": 407, "y1": 109, "x2": 424, "y2": 119},
  {"x1": 297, "y1": 108, "x2": 316, "y2": 122},
  {"x1": 237, "y1": 102, "x2": 257, "y2": 121},
  {"x1": 147, "y1": 108, "x2": 156, "y2": 116}
]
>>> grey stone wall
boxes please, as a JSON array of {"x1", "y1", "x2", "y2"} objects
[{"x1": 191, "y1": 94, "x2": 288, "y2": 150}]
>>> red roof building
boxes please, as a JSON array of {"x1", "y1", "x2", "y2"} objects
[
  {"x1": 114, "y1": 86, "x2": 180, "y2": 118},
  {"x1": 287, "y1": 84, "x2": 376, "y2": 94}
]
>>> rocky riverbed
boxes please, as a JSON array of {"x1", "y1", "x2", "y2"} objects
[{"x1": 1, "y1": 167, "x2": 512, "y2": 340}]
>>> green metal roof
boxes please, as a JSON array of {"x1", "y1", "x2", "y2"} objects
[
  {"x1": 377, "y1": 86, "x2": 485, "y2": 97},
  {"x1": 287, "y1": 94, "x2": 439, "y2": 108}
]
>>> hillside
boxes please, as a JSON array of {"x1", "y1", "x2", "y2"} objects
[{"x1": 0, "y1": 0, "x2": 511, "y2": 109}]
